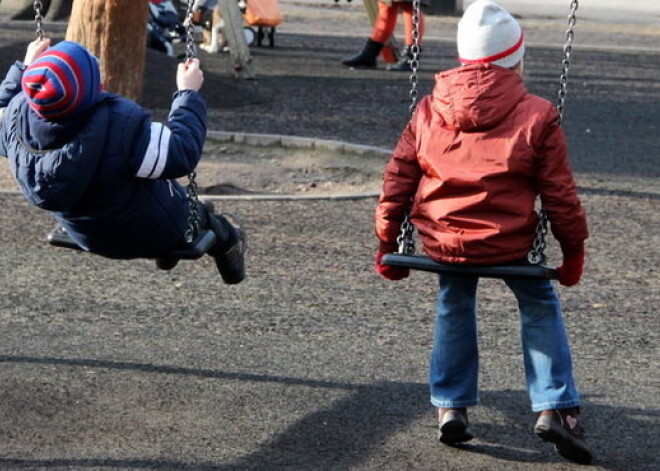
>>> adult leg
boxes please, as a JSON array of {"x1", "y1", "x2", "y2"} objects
[
  {"x1": 388, "y1": 4, "x2": 425, "y2": 71},
  {"x1": 371, "y1": 2, "x2": 399, "y2": 43},
  {"x1": 341, "y1": 2, "x2": 397, "y2": 67},
  {"x1": 401, "y1": 3, "x2": 425, "y2": 46}
]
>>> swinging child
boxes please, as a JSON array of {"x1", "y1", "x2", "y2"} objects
[
  {"x1": 0, "y1": 38, "x2": 246, "y2": 284},
  {"x1": 374, "y1": 1, "x2": 592, "y2": 464}
]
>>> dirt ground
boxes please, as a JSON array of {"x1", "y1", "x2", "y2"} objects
[
  {"x1": 0, "y1": 139, "x2": 388, "y2": 196},
  {"x1": 0, "y1": 3, "x2": 658, "y2": 471}
]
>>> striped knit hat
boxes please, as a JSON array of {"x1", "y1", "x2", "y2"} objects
[
  {"x1": 457, "y1": 0, "x2": 525, "y2": 69},
  {"x1": 21, "y1": 41, "x2": 102, "y2": 120}
]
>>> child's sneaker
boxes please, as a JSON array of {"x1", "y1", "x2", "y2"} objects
[
  {"x1": 438, "y1": 408, "x2": 474, "y2": 445},
  {"x1": 534, "y1": 408, "x2": 594, "y2": 465},
  {"x1": 213, "y1": 213, "x2": 246, "y2": 285}
]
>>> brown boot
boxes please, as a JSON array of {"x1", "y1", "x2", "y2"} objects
[
  {"x1": 534, "y1": 408, "x2": 594, "y2": 464},
  {"x1": 438, "y1": 408, "x2": 473, "y2": 445}
]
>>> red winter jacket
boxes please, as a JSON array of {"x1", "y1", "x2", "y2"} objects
[{"x1": 375, "y1": 64, "x2": 588, "y2": 265}]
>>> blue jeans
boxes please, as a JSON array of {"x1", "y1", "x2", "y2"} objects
[{"x1": 429, "y1": 273, "x2": 581, "y2": 412}]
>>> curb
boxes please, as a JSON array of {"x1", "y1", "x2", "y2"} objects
[{"x1": 201, "y1": 131, "x2": 387, "y2": 201}]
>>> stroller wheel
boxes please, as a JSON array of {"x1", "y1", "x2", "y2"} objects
[
  {"x1": 244, "y1": 26, "x2": 256, "y2": 46},
  {"x1": 268, "y1": 27, "x2": 275, "y2": 47},
  {"x1": 256, "y1": 27, "x2": 265, "y2": 47}
]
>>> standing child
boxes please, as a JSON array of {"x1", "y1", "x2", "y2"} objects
[
  {"x1": 0, "y1": 39, "x2": 246, "y2": 284},
  {"x1": 374, "y1": 0, "x2": 593, "y2": 464}
]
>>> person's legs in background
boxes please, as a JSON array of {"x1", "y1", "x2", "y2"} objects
[
  {"x1": 341, "y1": 2, "x2": 398, "y2": 68},
  {"x1": 388, "y1": 3, "x2": 425, "y2": 71}
]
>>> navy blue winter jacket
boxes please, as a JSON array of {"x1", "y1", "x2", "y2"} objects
[{"x1": 0, "y1": 61, "x2": 207, "y2": 259}]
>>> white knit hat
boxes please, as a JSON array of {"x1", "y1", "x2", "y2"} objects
[{"x1": 457, "y1": 0, "x2": 525, "y2": 68}]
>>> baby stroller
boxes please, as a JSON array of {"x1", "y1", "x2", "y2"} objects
[
  {"x1": 187, "y1": 0, "x2": 282, "y2": 50},
  {"x1": 242, "y1": 0, "x2": 283, "y2": 47}
]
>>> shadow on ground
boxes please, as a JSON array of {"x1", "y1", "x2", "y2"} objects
[{"x1": 0, "y1": 354, "x2": 657, "y2": 470}]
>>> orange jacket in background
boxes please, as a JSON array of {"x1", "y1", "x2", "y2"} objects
[{"x1": 375, "y1": 63, "x2": 588, "y2": 265}]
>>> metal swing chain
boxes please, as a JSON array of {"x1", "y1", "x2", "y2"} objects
[
  {"x1": 408, "y1": 0, "x2": 421, "y2": 115},
  {"x1": 33, "y1": 0, "x2": 45, "y2": 39},
  {"x1": 556, "y1": 0, "x2": 579, "y2": 126},
  {"x1": 183, "y1": 0, "x2": 201, "y2": 243},
  {"x1": 528, "y1": 0, "x2": 579, "y2": 264},
  {"x1": 395, "y1": 0, "x2": 422, "y2": 255}
]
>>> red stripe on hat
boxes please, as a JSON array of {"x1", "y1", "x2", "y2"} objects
[
  {"x1": 28, "y1": 60, "x2": 74, "y2": 109},
  {"x1": 459, "y1": 31, "x2": 524, "y2": 65},
  {"x1": 37, "y1": 50, "x2": 85, "y2": 117}
]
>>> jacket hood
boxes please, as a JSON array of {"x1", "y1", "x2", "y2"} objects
[
  {"x1": 431, "y1": 64, "x2": 526, "y2": 131},
  {"x1": 5, "y1": 94, "x2": 111, "y2": 211}
]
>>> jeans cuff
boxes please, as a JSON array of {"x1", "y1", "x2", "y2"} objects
[
  {"x1": 431, "y1": 397, "x2": 479, "y2": 408},
  {"x1": 531, "y1": 398, "x2": 581, "y2": 412}
]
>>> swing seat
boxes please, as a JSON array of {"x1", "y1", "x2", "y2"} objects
[
  {"x1": 46, "y1": 225, "x2": 217, "y2": 260},
  {"x1": 382, "y1": 253, "x2": 558, "y2": 280}
]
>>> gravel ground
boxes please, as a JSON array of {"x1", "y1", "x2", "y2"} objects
[{"x1": 0, "y1": 4, "x2": 658, "y2": 471}]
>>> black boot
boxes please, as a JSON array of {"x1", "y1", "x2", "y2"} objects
[
  {"x1": 387, "y1": 45, "x2": 420, "y2": 72},
  {"x1": 341, "y1": 38, "x2": 383, "y2": 68}
]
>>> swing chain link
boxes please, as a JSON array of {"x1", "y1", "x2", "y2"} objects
[
  {"x1": 395, "y1": 0, "x2": 421, "y2": 253},
  {"x1": 183, "y1": 0, "x2": 202, "y2": 243},
  {"x1": 408, "y1": 0, "x2": 421, "y2": 115},
  {"x1": 557, "y1": 0, "x2": 578, "y2": 125},
  {"x1": 185, "y1": 0, "x2": 197, "y2": 62},
  {"x1": 527, "y1": 209, "x2": 549, "y2": 265},
  {"x1": 184, "y1": 171, "x2": 201, "y2": 243},
  {"x1": 33, "y1": 0, "x2": 44, "y2": 39},
  {"x1": 397, "y1": 212, "x2": 416, "y2": 255}
]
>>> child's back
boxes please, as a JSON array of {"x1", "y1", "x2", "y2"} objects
[
  {"x1": 0, "y1": 39, "x2": 246, "y2": 283},
  {"x1": 378, "y1": 62, "x2": 587, "y2": 265},
  {"x1": 374, "y1": 1, "x2": 593, "y2": 464}
]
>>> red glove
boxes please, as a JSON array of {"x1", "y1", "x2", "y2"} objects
[
  {"x1": 556, "y1": 244, "x2": 585, "y2": 287},
  {"x1": 375, "y1": 249, "x2": 410, "y2": 281}
]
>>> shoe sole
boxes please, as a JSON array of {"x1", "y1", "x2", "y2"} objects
[
  {"x1": 438, "y1": 419, "x2": 474, "y2": 445},
  {"x1": 534, "y1": 424, "x2": 593, "y2": 465}
]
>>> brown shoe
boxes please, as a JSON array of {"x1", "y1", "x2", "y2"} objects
[
  {"x1": 438, "y1": 408, "x2": 473, "y2": 445},
  {"x1": 534, "y1": 408, "x2": 594, "y2": 464}
]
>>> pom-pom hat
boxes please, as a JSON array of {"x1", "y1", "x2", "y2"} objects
[
  {"x1": 21, "y1": 41, "x2": 102, "y2": 120},
  {"x1": 457, "y1": 0, "x2": 525, "y2": 69}
]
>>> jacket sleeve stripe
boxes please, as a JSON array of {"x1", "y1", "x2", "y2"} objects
[{"x1": 136, "y1": 122, "x2": 171, "y2": 179}]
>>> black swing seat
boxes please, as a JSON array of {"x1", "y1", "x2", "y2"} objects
[
  {"x1": 46, "y1": 225, "x2": 217, "y2": 260},
  {"x1": 382, "y1": 253, "x2": 558, "y2": 280}
]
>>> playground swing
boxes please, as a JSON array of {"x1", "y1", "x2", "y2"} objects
[
  {"x1": 44, "y1": 0, "x2": 218, "y2": 261},
  {"x1": 381, "y1": 0, "x2": 580, "y2": 280}
]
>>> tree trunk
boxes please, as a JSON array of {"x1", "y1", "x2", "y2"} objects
[{"x1": 66, "y1": 0, "x2": 148, "y2": 101}]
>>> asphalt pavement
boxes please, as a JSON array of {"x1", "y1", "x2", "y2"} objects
[{"x1": 0, "y1": 2, "x2": 658, "y2": 470}]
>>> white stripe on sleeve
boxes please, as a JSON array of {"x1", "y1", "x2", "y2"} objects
[{"x1": 136, "y1": 122, "x2": 171, "y2": 179}]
